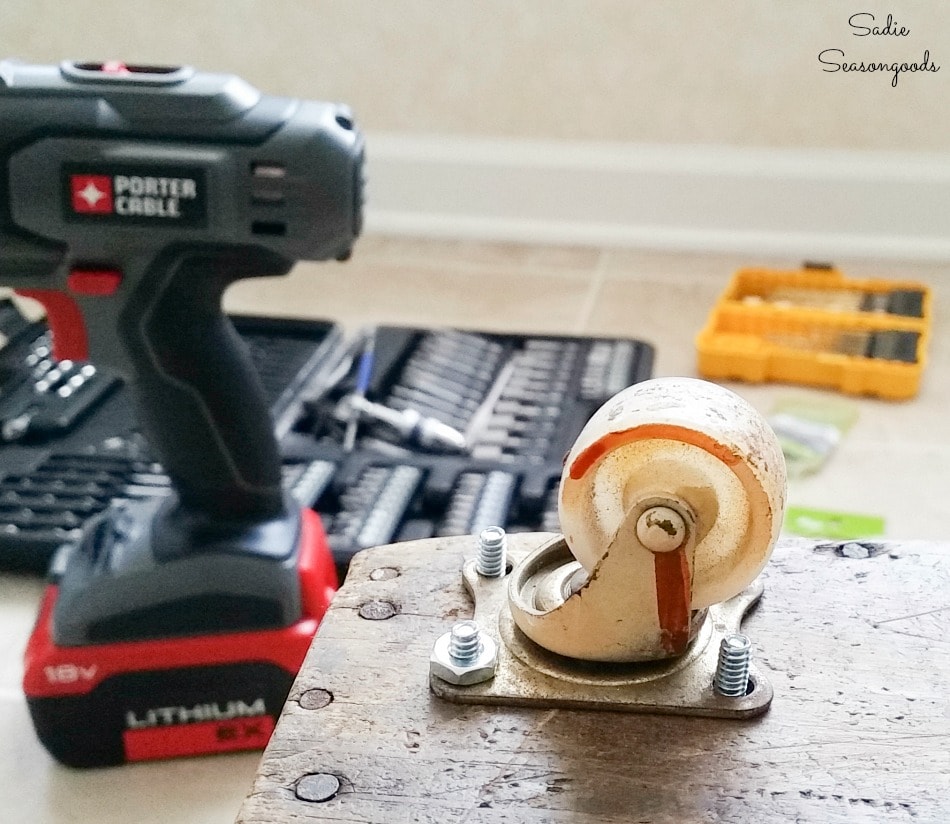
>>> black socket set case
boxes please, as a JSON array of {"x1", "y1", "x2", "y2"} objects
[{"x1": 0, "y1": 296, "x2": 654, "y2": 576}]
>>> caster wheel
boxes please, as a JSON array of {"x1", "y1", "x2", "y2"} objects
[{"x1": 509, "y1": 377, "x2": 786, "y2": 662}]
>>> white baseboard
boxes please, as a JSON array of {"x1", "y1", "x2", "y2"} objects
[{"x1": 364, "y1": 134, "x2": 950, "y2": 262}]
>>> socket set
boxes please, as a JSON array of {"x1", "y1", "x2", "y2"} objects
[
  {"x1": 0, "y1": 298, "x2": 654, "y2": 575},
  {"x1": 295, "y1": 324, "x2": 654, "y2": 570}
]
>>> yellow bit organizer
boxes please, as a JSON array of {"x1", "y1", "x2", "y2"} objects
[{"x1": 696, "y1": 265, "x2": 931, "y2": 400}]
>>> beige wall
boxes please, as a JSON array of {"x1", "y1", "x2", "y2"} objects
[{"x1": 3, "y1": 1, "x2": 949, "y2": 151}]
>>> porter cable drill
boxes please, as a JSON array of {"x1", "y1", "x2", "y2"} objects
[{"x1": 0, "y1": 60, "x2": 363, "y2": 766}]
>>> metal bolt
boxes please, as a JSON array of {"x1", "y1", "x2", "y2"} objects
[
  {"x1": 430, "y1": 620, "x2": 498, "y2": 686},
  {"x1": 636, "y1": 506, "x2": 687, "y2": 553},
  {"x1": 448, "y1": 620, "x2": 482, "y2": 663},
  {"x1": 714, "y1": 633, "x2": 753, "y2": 697},
  {"x1": 476, "y1": 526, "x2": 507, "y2": 577}
]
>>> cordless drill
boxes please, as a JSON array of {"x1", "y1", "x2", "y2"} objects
[{"x1": 0, "y1": 60, "x2": 363, "y2": 766}]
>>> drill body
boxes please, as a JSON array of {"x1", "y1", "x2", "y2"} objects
[{"x1": 0, "y1": 60, "x2": 363, "y2": 765}]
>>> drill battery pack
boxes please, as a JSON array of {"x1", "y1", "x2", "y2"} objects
[{"x1": 21, "y1": 508, "x2": 336, "y2": 768}]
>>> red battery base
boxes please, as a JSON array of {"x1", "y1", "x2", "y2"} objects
[{"x1": 22, "y1": 508, "x2": 337, "y2": 767}]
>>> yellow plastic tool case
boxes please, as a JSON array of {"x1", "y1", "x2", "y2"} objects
[{"x1": 696, "y1": 266, "x2": 931, "y2": 400}]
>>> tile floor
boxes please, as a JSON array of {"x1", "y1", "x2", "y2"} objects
[{"x1": 1, "y1": 235, "x2": 946, "y2": 823}]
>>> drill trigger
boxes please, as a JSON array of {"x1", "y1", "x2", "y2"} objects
[{"x1": 13, "y1": 288, "x2": 89, "y2": 361}]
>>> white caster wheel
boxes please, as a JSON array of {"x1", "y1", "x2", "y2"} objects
[{"x1": 508, "y1": 377, "x2": 786, "y2": 663}]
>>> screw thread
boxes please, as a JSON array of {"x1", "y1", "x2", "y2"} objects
[
  {"x1": 714, "y1": 633, "x2": 752, "y2": 697},
  {"x1": 448, "y1": 620, "x2": 483, "y2": 664},
  {"x1": 476, "y1": 526, "x2": 507, "y2": 577}
]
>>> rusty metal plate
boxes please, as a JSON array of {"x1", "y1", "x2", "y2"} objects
[{"x1": 429, "y1": 545, "x2": 773, "y2": 718}]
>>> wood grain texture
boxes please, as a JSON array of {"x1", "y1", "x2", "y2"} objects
[{"x1": 236, "y1": 535, "x2": 950, "y2": 824}]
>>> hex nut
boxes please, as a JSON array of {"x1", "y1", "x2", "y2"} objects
[{"x1": 429, "y1": 630, "x2": 498, "y2": 686}]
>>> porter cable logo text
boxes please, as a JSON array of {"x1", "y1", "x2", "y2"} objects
[
  {"x1": 819, "y1": 13, "x2": 940, "y2": 87},
  {"x1": 64, "y1": 165, "x2": 207, "y2": 227}
]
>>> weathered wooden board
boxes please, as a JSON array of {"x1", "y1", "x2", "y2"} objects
[{"x1": 236, "y1": 534, "x2": 950, "y2": 823}]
